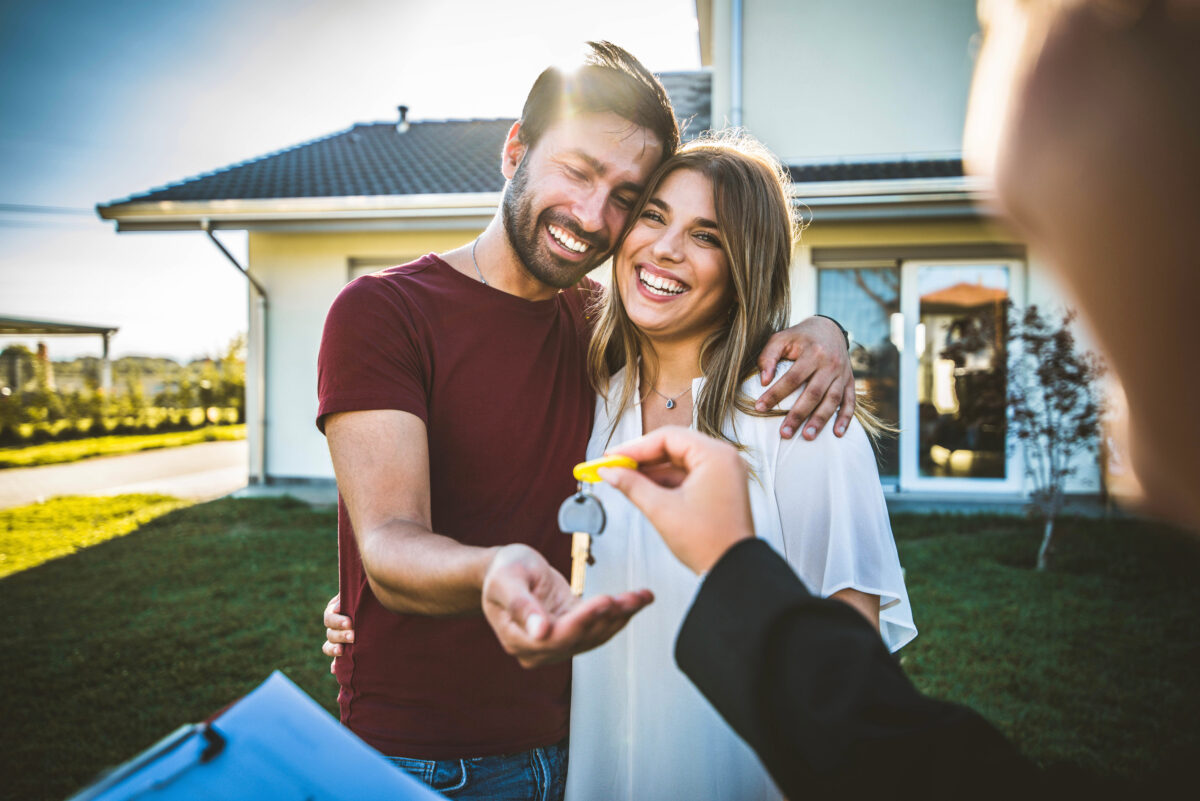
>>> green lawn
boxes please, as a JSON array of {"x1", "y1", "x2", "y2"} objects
[
  {"x1": 0, "y1": 495, "x2": 191, "y2": 578},
  {"x1": 0, "y1": 424, "x2": 246, "y2": 469},
  {"x1": 0, "y1": 502, "x2": 1195, "y2": 799},
  {"x1": 0, "y1": 496, "x2": 339, "y2": 801},
  {"x1": 891, "y1": 514, "x2": 1200, "y2": 779}
]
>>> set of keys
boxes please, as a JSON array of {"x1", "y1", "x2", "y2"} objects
[{"x1": 557, "y1": 455, "x2": 637, "y2": 595}]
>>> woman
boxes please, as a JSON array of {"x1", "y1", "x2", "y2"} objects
[{"x1": 564, "y1": 132, "x2": 914, "y2": 801}]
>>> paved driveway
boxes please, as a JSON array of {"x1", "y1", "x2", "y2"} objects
[{"x1": 0, "y1": 440, "x2": 248, "y2": 510}]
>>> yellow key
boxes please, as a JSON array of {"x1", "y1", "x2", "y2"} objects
[{"x1": 572, "y1": 454, "x2": 638, "y2": 484}]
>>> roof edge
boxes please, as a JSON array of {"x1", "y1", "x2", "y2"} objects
[
  {"x1": 0, "y1": 315, "x2": 119, "y2": 335},
  {"x1": 792, "y1": 175, "x2": 989, "y2": 199},
  {"x1": 97, "y1": 192, "x2": 504, "y2": 221},
  {"x1": 793, "y1": 177, "x2": 998, "y2": 222}
]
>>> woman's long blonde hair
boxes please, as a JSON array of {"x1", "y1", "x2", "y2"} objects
[{"x1": 587, "y1": 130, "x2": 889, "y2": 447}]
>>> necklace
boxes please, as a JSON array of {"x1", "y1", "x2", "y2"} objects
[
  {"x1": 470, "y1": 238, "x2": 488, "y2": 286},
  {"x1": 649, "y1": 384, "x2": 692, "y2": 410}
]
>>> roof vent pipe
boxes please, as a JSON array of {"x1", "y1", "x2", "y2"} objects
[
  {"x1": 397, "y1": 105, "x2": 410, "y2": 133},
  {"x1": 730, "y1": 0, "x2": 743, "y2": 127}
]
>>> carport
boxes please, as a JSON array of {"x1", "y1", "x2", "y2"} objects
[{"x1": 0, "y1": 315, "x2": 119, "y2": 392}]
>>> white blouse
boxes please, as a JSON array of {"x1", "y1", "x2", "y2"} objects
[{"x1": 565, "y1": 366, "x2": 916, "y2": 801}]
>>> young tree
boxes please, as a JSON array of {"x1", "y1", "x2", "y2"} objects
[{"x1": 1007, "y1": 304, "x2": 1104, "y2": 570}]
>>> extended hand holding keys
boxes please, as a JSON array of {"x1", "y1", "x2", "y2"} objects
[{"x1": 595, "y1": 429, "x2": 755, "y2": 575}]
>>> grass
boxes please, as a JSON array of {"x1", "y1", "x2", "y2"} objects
[
  {"x1": 0, "y1": 503, "x2": 1196, "y2": 798},
  {"x1": 0, "y1": 424, "x2": 246, "y2": 469},
  {"x1": 0, "y1": 496, "x2": 339, "y2": 801},
  {"x1": 891, "y1": 514, "x2": 1200, "y2": 779},
  {"x1": 0, "y1": 495, "x2": 192, "y2": 578}
]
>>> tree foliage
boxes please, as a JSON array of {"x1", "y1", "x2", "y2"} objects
[{"x1": 1007, "y1": 304, "x2": 1104, "y2": 569}]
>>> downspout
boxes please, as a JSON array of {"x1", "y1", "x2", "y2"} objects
[
  {"x1": 731, "y1": 0, "x2": 743, "y2": 127},
  {"x1": 201, "y1": 221, "x2": 268, "y2": 485}
]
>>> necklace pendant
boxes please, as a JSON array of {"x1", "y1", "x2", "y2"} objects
[{"x1": 665, "y1": 399, "x2": 676, "y2": 409}]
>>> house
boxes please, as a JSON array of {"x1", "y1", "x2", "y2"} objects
[{"x1": 97, "y1": 1, "x2": 1101, "y2": 501}]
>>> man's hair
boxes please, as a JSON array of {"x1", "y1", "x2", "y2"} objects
[{"x1": 518, "y1": 41, "x2": 680, "y2": 159}]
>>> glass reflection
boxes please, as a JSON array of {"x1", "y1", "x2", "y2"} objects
[
  {"x1": 818, "y1": 268, "x2": 900, "y2": 479},
  {"x1": 917, "y1": 265, "x2": 1009, "y2": 478}
]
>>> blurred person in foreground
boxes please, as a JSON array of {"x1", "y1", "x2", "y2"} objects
[{"x1": 596, "y1": 0, "x2": 1198, "y2": 796}]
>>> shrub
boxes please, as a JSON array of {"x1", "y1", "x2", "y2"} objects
[{"x1": 0, "y1": 407, "x2": 243, "y2": 449}]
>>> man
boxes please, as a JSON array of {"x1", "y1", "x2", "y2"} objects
[
  {"x1": 317, "y1": 42, "x2": 855, "y2": 798},
  {"x1": 596, "y1": 1, "x2": 1199, "y2": 796}
]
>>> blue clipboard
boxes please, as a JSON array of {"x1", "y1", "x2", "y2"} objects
[{"x1": 68, "y1": 671, "x2": 444, "y2": 800}]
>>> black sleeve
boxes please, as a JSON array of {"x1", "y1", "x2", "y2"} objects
[{"x1": 675, "y1": 539, "x2": 1040, "y2": 798}]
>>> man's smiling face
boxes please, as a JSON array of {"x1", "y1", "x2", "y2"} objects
[{"x1": 502, "y1": 111, "x2": 663, "y2": 289}]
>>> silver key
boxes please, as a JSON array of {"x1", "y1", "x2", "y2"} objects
[{"x1": 558, "y1": 483, "x2": 606, "y2": 596}]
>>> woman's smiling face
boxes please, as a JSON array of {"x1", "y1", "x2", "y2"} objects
[{"x1": 614, "y1": 168, "x2": 734, "y2": 346}]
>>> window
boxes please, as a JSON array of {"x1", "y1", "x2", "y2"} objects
[
  {"x1": 818, "y1": 265, "x2": 900, "y2": 480},
  {"x1": 815, "y1": 248, "x2": 1025, "y2": 493}
]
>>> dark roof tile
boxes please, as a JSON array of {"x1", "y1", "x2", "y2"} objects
[{"x1": 116, "y1": 119, "x2": 514, "y2": 203}]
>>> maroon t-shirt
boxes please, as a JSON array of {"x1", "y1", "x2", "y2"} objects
[{"x1": 316, "y1": 254, "x2": 596, "y2": 759}]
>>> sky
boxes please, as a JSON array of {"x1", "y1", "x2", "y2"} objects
[{"x1": 0, "y1": 0, "x2": 701, "y2": 361}]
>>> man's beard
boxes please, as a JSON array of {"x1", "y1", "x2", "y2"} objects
[{"x1": 501, "y1": 160, "x2": 610, "y2": 289}]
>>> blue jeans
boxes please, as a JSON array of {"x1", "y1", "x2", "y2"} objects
[{"x1": 384, "y1": 738, "x2": 567, "y2": 801}]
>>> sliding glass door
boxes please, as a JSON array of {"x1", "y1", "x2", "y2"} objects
[
  {"x1": 818, "y1": 258, "x2": 1024, "y2": 493},
  {"x1": 899, "y1": 260, "x2": 1022, "y2": 492}
]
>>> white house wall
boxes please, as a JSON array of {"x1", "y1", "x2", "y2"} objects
[
  {"x1": 248, "y1": 229, "x2": 478, "y2": 481},
  {"x1": 711, "y1": 0, "x2": 980, "y2": 162}
]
